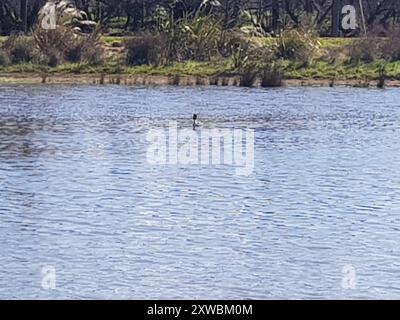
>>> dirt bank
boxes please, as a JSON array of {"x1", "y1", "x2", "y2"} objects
[{"x1": 1, "y1": 73, "x2": 399, "y2": 88}]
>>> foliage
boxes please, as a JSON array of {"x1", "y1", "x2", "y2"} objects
[
  {"x1": 33, "y1": 25, "x2": 104, "y2": 66},
  {"x1": 179, "y1": 15, "x2": 222, "y2": 61},
  {"x1": 3, "y1": 35, "x2": 37, "y2": 64},
  {"x1": 125, "y1": 32, "x2": 165, "y2": 66},
  {"x1": 261, "y1": 61, "x2": 285, "y2": 87},
  {"x1": 347, "y1": 36, "x2": 380, "y2": 64},
  {"x1": 0, "y1": 50, "x2": 10, "y2": 66},
  {"x1": 274, "y1": 27, "x2": 321, "y2": 66}
]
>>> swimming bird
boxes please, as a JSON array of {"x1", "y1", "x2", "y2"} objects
[{"x1": 193, "y1": 114, "x2": 202, "y2": 130}]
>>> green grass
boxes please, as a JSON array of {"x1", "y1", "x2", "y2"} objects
[
  {"x1": 0, "y1": 35, "x2": 355, "y2": 51},
  {"x1": 1, "y1": 35, "x2": 399, "y2": 81},
  {"x1": 101, "y1": 36, "x2": 124, "y2": 45},
  {"x1": 253, "y1": 36, "x2": 353, "y2": 48},
  {"x1": 0, "y1": 60, "x2": 229, "y2": 76},
  {"x1": 319, "y1": 37, "x2": 354, "y2": 48},
  {"x1": 0, "y1": 63, "x2": 48, "y2": 73},
  {"x1": 126, "y1": 60, "x2": 229, "y2": 76},
  {"x1": 1, "y1": 59, "x2": 399, "y2": 80},
  {"x1": 284, "y1": 60, "x2": 400, "y2": 80}
]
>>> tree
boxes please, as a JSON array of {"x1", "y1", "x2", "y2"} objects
[{"x1": 331, "y1": 0, "x2": 341, "y2": 36}]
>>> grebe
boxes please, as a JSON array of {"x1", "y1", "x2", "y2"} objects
[{"x1": 192, "y1": 114, "x2": 202, "y2": 130}]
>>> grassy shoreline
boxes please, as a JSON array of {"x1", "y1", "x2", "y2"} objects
[
  {"x1": 1, "y1": 35, "x2": 400, "y2": 87},
  {"x1": 1, "y1": 59, "x2": 400, "y2": 87}
]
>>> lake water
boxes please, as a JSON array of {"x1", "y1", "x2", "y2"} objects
[{"x1": 0, "y1": 85, "x2": 400, "y2": 299}]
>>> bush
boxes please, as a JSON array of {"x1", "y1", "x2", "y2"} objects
[
  {"x1": 34, "y1": 27, "x2": 75, "y2": 56},
  {"x1": 81, "y1": 44, "x2": 104, "y2": 65},
  {"x1": 4, "y1": 35, "x2": 36, "y2": 64},
  {"x1": 261, "y1": 63, "x2": 284, "y2": 87},
  {"x1": 240, "y1": 67, "x2": 258, "y2": 87},
  {"x1": 80, "y1": 28, "x2": 105, "y2": 65},
  {"x1": 34, "y1": 27, "x2": 76, "y2": 66},
  {"x1": 65, "y1": 34, "x2": 104, "y2": 65},
  {"x1": 348, "y1": 37, "x2": 381, "y2": 64},
  {"x1": 0, "y1": 50, "x2": 10, "y2": 66},
  {"x1": 64, "y1": 45, "x2": 82, "y2": 63},
  {"x1": 274, "y1": 27, "x2": 321, "y2": 66},
  {"x1": 33, "y1": 26, "x2": 104, "y2": 66},
  {"x1": 179, "y1": 15, "x2": 222, "y2": 61},
  {"x1": 47, "y1": 50, "x2": 61, "y2": 67},
  {"x1": 229, "y1": 40, "x2": 251, "y2": 71},
  {"x1": 154, "y1": 4, "x2": 223, "y2": 62},
  {"x1": 218, "y1": 29, "x2": 249, "y2": 58},
  {"x1": 125, "y1": 33, "x2": 163, "y2": 66},
  {"x1": 223, "y1": 29, "x2": 277, "y2": 72},
  {"x1": 379, "y1": 26, "x2": 400, "y2": 61},
  {"x1": 346, "y1": 26, "x2": 400, "y2": 64}
]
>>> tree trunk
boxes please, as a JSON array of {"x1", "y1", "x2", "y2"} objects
[
  {"x1": 331, "y1": 0, "x2": 341, "y2": 37},
  {"x1": 305, "y1": 0, "x2": 312, "y2": 14},
  {"x1": 20, "y1": 0, "x2": 27, "y2": 32},
  {"x1": 272, "y1": 0, "x2": 280, "y2": 33}
]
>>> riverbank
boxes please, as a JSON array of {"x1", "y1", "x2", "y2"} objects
[
  {"x1": 2, "y1": 34, "x2": 400, "y2": 88},
  {"x1": 1, "y1": 72, "x2": 400, "y2": 88}
]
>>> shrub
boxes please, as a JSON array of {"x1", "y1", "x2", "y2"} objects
[
  {"x1": 179, "y1": 15, "x2": 222, "y2": 61},
  {"x1": 81, "y1": 45, "x2": 104, "y2": 65},
  {"x1": 347, "y1": 37, "x2": 381, "y2": 64},
  {"x1": 82, "y1": 27, "x2": 105, "y2": 65},
  {"x1": 33, "y1": 26, "x2": 104, "y2": 66},
  {"x1": 64, "y1": 44, "x2": 82, "y2": 63},
  {"x1": 218, "y1": 29, "x2": 249, "y2": 58},
  {"x1": 240, "y1": 67, "x2": 258, "y2": 87},
  {"x1": 274, "y1": 27, "x2": 321, "y2": 66},
  {"x1": 34, "y1": 27, "x2": 74, "y2": 55},
  {"x1": 222, "y1": 29, "x2": 277, "y2": 72},
  {"x1": 345, "y1": 26, "x2": 400, "y2": 64},
  {"x1": 0, "y1": 50, "x2": 10, "y2": 66},
  {"x1": 229, "y1": 40, "x2": 251, "y2": 71},
  {"x1": 47, "y1": 50, "x2": 61, "y2": 67},
  {"x1": 261, "y1": 63, "x2": 284, "y2": 87},
  {"x1": 4, "y1": 35, "x2": 36, "y2": 64},
  {"x1": 34, "y1": 27, "x2": 75, "y2": 66},
  {"x1": 379, "y1": 26, "x2": 400, "y2": 61},
  {"x1": 125, "y1": 33, "x2": 164, "y2": 66},
  {"x1": 239, "y1": 58, "x2": 264, "y2": 87}
]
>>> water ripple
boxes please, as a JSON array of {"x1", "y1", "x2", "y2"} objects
[{"x1": 0, "y1": 85, "x2": 400, "y2": 299}]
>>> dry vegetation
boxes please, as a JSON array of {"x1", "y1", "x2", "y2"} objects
[{"x1": 2, "y1": 11, "x2": 400, "y2": 87}]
